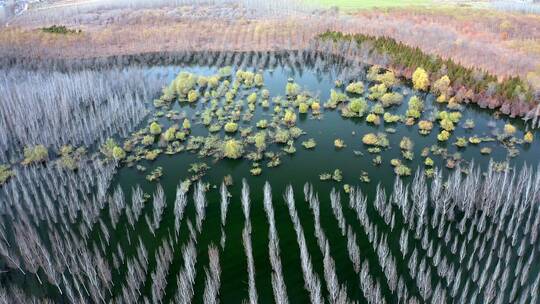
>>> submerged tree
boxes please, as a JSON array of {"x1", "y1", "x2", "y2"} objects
[
  {"x1": 524, "y1": 131, "x2": 534, "y2": 143},
  {"x1": 311, "y1": 102, "x2": 321, "y2": 114},
  {"x1": 406, "y1": 96, "x2": 424, "y2": 119},
  {"x1": 174, "y1": 72, "x2": 198, "y2": 98},
  {"x1": 188, "y1": 90, "x2": 199, "y2": 103},
  {"x1": 418, "y1": 120, "x2": 433, "y2": 135},
  {"x1": 345, "y1": 82, "x2": 364, "y2": 94},
  {"x1": 150, "y1": 122, "x2": 162, "y2": 135},
  {"x1": 437, "y1": 130, "x2": 451, "y2": 142},
  {"x1": 183, "y1": 119, "x2": 191, "y2": 130},
  {"x1": 412, "y1": 68, "x2": 429, "y2": 91},
  {"x1": 380, "y1": 92, "x2": 403, "y2": 108},
  {"x1": 283, "y1": 110, "x2": 297, "y2": 126},
  {"x1": 0, "y1": 165, "x2": 14, "y2": 185},
  {"x1": 348, "y1": 98, "x2": 368, "y2": 117},
  {"x1": 504, "y1": 123, "x2": 517, "y2": 135},
  {"x1": 112, "y1": 147, "x2": 126, "y2": 161},
  {"x1": 432, "y1": 75, "x2": 451, "y2": 102},
  {"x1": 285, "y1": 82, "x2": 300, "y2": 97},
  {"x1": 21, "y1": 145, "x2": 48, "y2": 165},
  {"x1": 224, "y1": 122, "x2": 239, "y2": 133},
  {"x1": 254, "y1": 132, "x2": 267, "y2": 152},
  {"x1": 222, "y1": 139, "x2": 243, "y2": 159},
  {"x1": 299, "y1": 103, "x2": 309, "y2": 114}
]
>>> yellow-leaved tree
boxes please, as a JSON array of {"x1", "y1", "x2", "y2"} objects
[
  {"x1": 412, "y1": 67, "x2": 429, "y2": 91},
  {"x1": 223, "y1": 139, "x2": 243, "y2": 159},
  {"x1": 524, "y1": 131, "x2": 534, "y2": 143}
]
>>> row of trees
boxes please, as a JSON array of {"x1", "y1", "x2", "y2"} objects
[
  {"x1": 319, "y1": 31, "x2": 536, "y2": 112},
  {"x1": 2, "y1": 160, "x2": 540, "y2": 302}
]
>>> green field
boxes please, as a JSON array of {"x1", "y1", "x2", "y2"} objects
[{"x1": 303, "y1": 0, "x2": 433, "y2": 10}]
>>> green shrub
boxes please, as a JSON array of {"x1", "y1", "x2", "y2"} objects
[
  {"x1": 327, "y1": 90, "x2": 347, "y2": 108},
  {"x1": 362, "y1": 133, "x2": 389, "y2": 147},
  {"x1": 145, "y1": 149, "x2": 161, "y2": 161},
  {"x1": 112, "y1": 147, "x2": 126, "y2": 160},
  {"x1": 218, "y1": 66, "x2": 232, "y2": 78},
  {"x1": 174, "y1": 72, "x2": 198, "y2": 97},
  {"x1": 345, "y1": 82, "x2": 365, "y2": 94},
  {"x1": 395, "y1": 164, "x2": 412, "y2": 176},
  {"x1": 469, "y1": 136, "x2": 482, "y2": 144},
  {"x1": 223, "y1": 139, "x2": 244, "y2": 159},
  {"x1": 286, "y1": 82, "x2": 300, "y2": 97},
  {"x1": 504, "y1": 123, "x2": 516, "y2": 135},
  {"x1": 261, "y1": 89, "x2": 270, "y2": 99},
  {"x1": 247, "y1": 92, "x2": 257, "y2": 104},
  {"x1": 383, "y1": 113, "x2": 400, "y2": 123},
  {"x1": 377, "y1": 71, "x2": 398, "y2": 87},
  {"x1": 380, "y1": 92, "x2": 403, "y2": 108},
  {"x1": 224, "y1": 122, "x2": 239, "y2": 133},
  {"x1": 438, "y1": 111, "x2": 462, "y2": 123},
  {"x1": 22, "y1": 145, "x2": 49, "y2": 165},
  {"x1": 440, "y1": 119, "x2": 455, "y2": 132},
  {"x1": 524, "y1": 131, "x2": 534, "y2": 143},
  {"x1": 254, "y1": 132, "x2": 266, "y2": 151},
  {"x1": 299, "y1": 102, "x2": 309, "y2": 114},
  {"x1": 187, "y1": 90, "x2": 199, "y2": 103},
  {"x1": 334, "y1": 139, "x2": 346, "y2": 149},
  {"x1": 399, "y1": 137, "x2": 414, "y2": 151},
  {"x1": 371, "y1": 104, "x2": 385, "y2": 115},
  {"x1": 437, "y1": 130, "x2": 450, "y2": 142},
  {"x1": 406, "y1": 96, "x2": 424, "y2": 118},
  {"x1": 332, "y1": 169, "x2": 343, "y2": 182},
  {"x1": 274, "y1": 129, "x2": 290, "y2": 143},
  {"x1": 283, "y1": 110, "x2": 297, "y2": 126},
  {"x1": 418, "y1": 120, "x2": 433, "y2": 135},
  {"x1": 142, "y1": 135, "x2": 154, "y2": 146},
  {"x1": 368, "y1": 83, "x2": 387, "y2": 100},
  {"x1": 0, "y1": 165, "x2": 15, "y2": 185},
  {"x1": 162, "y1": 127, "x2": 176, "y2": 142},
  {"x1": 250, "y1": 167, "x2": 262, "y2": 176},
  {"x1": 176, "y1": 132, "x2": 187, "y2": 141},
  {"x1": 256, "y1": 120, "x2": 268, "y2": 129},
  {"x1": 454, "y1": 137, "x2": 468, "y2": 148},
  {"x1": 366, "y1": 113, "x2": 380, "y2": 125},
  {"x1": 182, "y1": 119, "x2": 191, "y2": 130},
  {"x1": 254, "y1": 73, "x2": 264, "y2": 87},
  {"x1": 348, "y1": 98, "x2": 368, "y2": 116},
  {"x1": 208, "y1": 76, "x2": 220, "y2": 88},
  {"x1": 311, "y1": 102, "x2": 321, "y2": 113},
  {"x1": 301, "y1": 138, "x2": 317, "y2": 149},
  {"x1": 412, "y1": 68, "x2": 429, "y2": 91}
]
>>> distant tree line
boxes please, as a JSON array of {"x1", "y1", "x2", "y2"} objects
[{"x1": 319, "y1": 31, "x2": 535, "y2": 105}]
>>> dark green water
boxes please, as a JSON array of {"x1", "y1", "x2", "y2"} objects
[
  {"x1": 119, "y1": 64, "x2": 540, "y2": 190},
  {"x1": 102, "y1": 64, "x2": 540, "y2": 303}
]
